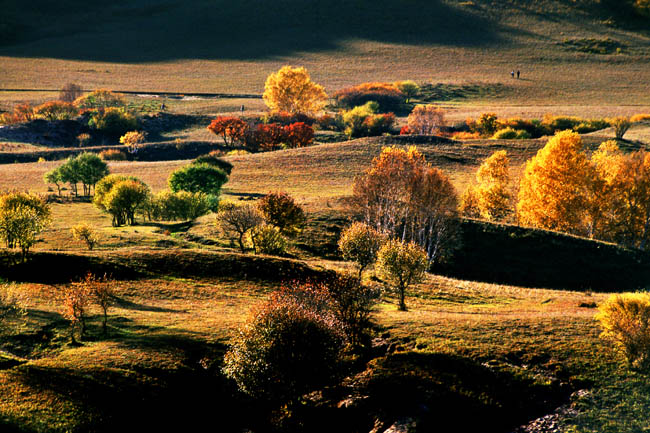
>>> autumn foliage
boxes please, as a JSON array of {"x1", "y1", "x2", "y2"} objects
[
  {"x1": 353, "y1": 146, "x2": 458, "y2": 264},
  {"x1": 406, "y1": 104, "x2": 446, "y2": 135},
  {"x1": 207, "y1": 116, "x2": 248, "y2": 147},
  {"x1": 460, "y1": 150, "x2": 512, "y2": 221},
  {"x1": 263, "y1": 66, "x2": 328, "y2": 115},
  {"x1": 333, "y1": 82, "x2": 405, "y2": 112}
]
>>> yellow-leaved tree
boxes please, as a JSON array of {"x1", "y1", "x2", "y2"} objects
[
  {"x1": 517, "y1": 130, "x2": 597, "y2": 235},
  {"x1": 460, "y1": 150, "x2": 511, "y2": 221},
  {"x1": 263, "y1": 66, "x2": 328, "y2": 115},
  {"x1": 592, "y1": 140, "x2": 650, "y2": 248}
]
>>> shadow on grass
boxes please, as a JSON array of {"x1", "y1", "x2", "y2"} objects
[
  {"x1": 110, "y1": 295, "x2": 186, "y2": 313},
  {"x1": 0, "y1": 0, "x2": 512, "y2": 62}
]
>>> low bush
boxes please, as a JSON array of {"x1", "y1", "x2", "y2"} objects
[
  {"x1": 284, "y1": 122, "x2": 314, "y2": 148},
  {"x1": 149, "y1": 190, "x2": 211, "y2": 221},
  {"x1": 223, "y1": 286, "x2": 345, "y2": 403},
  {"x1": 342, "y1": 102, "x2": 395, "y2": 138},
  {"x1": 251, "y1": 224, "x2": 288, "y2": 255},
  {"x1": 88, "y1": 108, "x2": 138, "y2": 138},
  {"x1": 451, "y1": 131, "x2": 481, "y2": 140},
  {"x1": 77, "y1": 133, "x2": 91, "y2": 147},
  {"x1": 262, "y1": 111, "x2": 315, "y2": 126},
  {"x1": 597, "y1": 293, "x2": 650, "y2": 369},
  {"x1": 406, "y1": 104, "x2": 446, "y2": 135},
  {"x1": 71, "y1": 223, "x2": 100, "y2": 250},
  {"x1": 207, "y1": 116, "x2": 249, "y2": 147},
  {"x1": 492, "y1": 128, "x2": 531, "y2": 139},
  {"x1": 0, "y1": 103, "x2": 34, "y2": 125},
  {"x1": 99, "y1": 149, "x2": 127, "y2": 161},
  {"x1": 74, "y1": 89, "x2": 126, "y2": 110},
  {"x1": 33, "y1": 100, "x2": 78, "y2": 121},
  {"x1": 333, "y1": 82, "x2": 405, "y2": 112},
  {"x1": 631, "y1": 113, "x2": 650, "y2": 123},
  {"x1": 119, "y1": 131, "x2": 146, "y2": 152}
]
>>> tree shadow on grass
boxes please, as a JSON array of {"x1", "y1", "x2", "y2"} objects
[{"x1": 0, "y1": 0, "x2": 516, "y2": 62}]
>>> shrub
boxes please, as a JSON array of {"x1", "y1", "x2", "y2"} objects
[
  {"x1": 597, "y1": 293, "x2": 650, "y2": 369},
  {"x1": 71, "y1": 223, "x2": 100, "y2": 250},
  {"x1": 394, "y1": 80, "x2": 420, "y2": 103},
  {"x1": 476, "y1": 113, "x2": 499, "y2": 136},
  {"x1": 342, "y1": 102, "x2": 395, "y2": 138},
  {"x1": 251, "y1": 224, "x2": 288, "y2": 255},
  {"x1": 0, "y1": 103, "x2": 34, "y2": 125},
  {"x1": 257, "y1": 192, "x2": 306, "y2": 237},
  {"x1": 193, "y1": 154, "x2": 233, "y2": 174},
  {"x1": 63, "y1": 280, "x2": 91, "y2": 343},
  {"x1": 222, "y1": 291, "x2": 345, "y2": 403},
  {"x1": 168, "y1": 163, "x2": 228, "y2": 197},
  {"x1": 262, "y1": 111, "x2": 315, "y2": 126},
  {"x1": 334, "y1": 82, "x2": 405, "y2": 112},
  {"x1": 227, "y1": 149, "x2": 250, "y2": 156},
  {"x1": 99, "y1": 149, "x2": 127, "y2": 161},
  {"x1": 631, "y1": 113, "x2": 650, "y2": 123},
  {"x1": 492, "y1": 127, "x2": 518, "y2": 139},
  {"x1": 338, "y1": 222, "x2": 386, "y2": 277},
  {"x1": 33, "y1": 100, "x2": 78, "y2": 121},
  {"x1": 609, "y1": 116, "x2": 632, "y2": 139},
  {"x1": 149, "y1": 191, "x2": 211, "y2": 221},
  {"x1": 451, "y1": 131, "x2": 481, "y2": 140},
  {"x1": 254, "y1": 122, "x2": 286, "y2": 151},
  {"x1": 0, "y1": 192, "x2": 51, "y2": 260},
  {"x1": 119, "y1": 130, "x2": 146, "y2": 153},
  {"x1": 59, "y1": 83, "x2": 83, "y2": 103},
  {"x1": 207, "y1": 116, "x2": 249, "y2": 147},
  {"x1": 406, "y1": 105, "x2": 445, "y2": 135},
  {"x1": 88, "y1": 107, "x2": 138, "y2": 138},
  {"x1": 74, "y1": 89, "x2": 126, "y2": 109},
  {"x1": 263, "y1": 66, "x2": 328, "y2": 115},
  {"x1": 541, "y1": 115, "x2": 581, "y2": 133},
  {"x1": 85, "y1": 273, "x2": 113, "y2": 336},
  {"x1": 284, "y1": 122, "x2": 314, "y2": 148},
  {"x1": 377, "y1": 239, "x2": 428, "y2": 311},
  {"x1": 217, "y1": 202, "x2": 264, "y2": 252},
  {"x1": 0, "y1": 283, "x2": 24, "y2": 331}
]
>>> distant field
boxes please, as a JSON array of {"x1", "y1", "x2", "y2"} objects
[{"x1": 0, "y1": 0, "x2": 649, "y2": 111}]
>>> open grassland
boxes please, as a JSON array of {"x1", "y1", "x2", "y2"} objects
[
  {"x1": 0, "y1": 0, "x2": 649, "y2": 110},
  {"x1": 0, "y1": 254, "x2": 644, "y2": 432},
  {"x1": 0, "y1": 259, "x2": 636, "y2": 431}
]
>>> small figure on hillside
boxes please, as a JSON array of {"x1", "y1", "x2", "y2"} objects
[
  {"x1": 517, "y1": 70, "x2": 520, "y2": 79},
  {"x1": 161, "y1": 102, "x2": 166, "y2": 111},
  {"x1": 241, "y1": 104, "x2": 245, "y2": 113},
  {"x1": 510, "y1": 70, "x2": 515, "y2": 79}
]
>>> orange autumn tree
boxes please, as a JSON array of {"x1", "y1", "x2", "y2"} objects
[
  {"x1": 592, "y1": 141, "x2": 650, "y2": 249},
  {"x1": 352, "y1": 146, "x2": 458, "y2": 263},
  {"x1": 460, "y1": 150, "x2": 512, "y2": 221},
  {"x1": 263, "y1": 66, "x2": 328, "y2": 115},
  {"x1": 517, "y1": 130, "x2": 597, "y2": 236}
]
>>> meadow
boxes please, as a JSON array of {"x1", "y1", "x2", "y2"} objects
[{"x1": 2, "y1": 0, "x2": 650, "y2": 431}]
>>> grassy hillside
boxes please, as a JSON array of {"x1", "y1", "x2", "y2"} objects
[{"x1": 0, "y1": 0, "x2": 648, "y2": 106}]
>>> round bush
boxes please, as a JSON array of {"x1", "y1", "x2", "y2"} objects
[
  {"x1": 168, "y1": 163, "x2": 228, "y2": 196},
  {"x1": 492, "y1": 127, "x2": 518, "y2": 139},
  {"x1": 222, "y1": 296, "x2": 344, "y2": 403}
]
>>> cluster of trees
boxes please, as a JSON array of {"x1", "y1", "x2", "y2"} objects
[
  {"x1": 217, "y1": 191, "x2": 305, "y2": 255},
  {"x1": 459, "y1": 113, "x2": 642, "y2": 141},
  {"x1": 92, "y1": 154, "x2": 229, "y2": 226},
  {"x1": 460, "y1": 130, "x2": 650, "y2": 251},
  {"x1": 0, "y1": 192, "x2": 50, "y2": 261},
  {"x1": 207, "y1": 117, "x2": 314, "y2": 151},
  {"x1": 44, "y1": 152, "x2": 109, "y2": 196},
  {"x1": 352, "y1": 146, "x2": 459, "y2": 264}
]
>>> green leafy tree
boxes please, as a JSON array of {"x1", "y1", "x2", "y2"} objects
[
  {"x1": 376, "y1": 239, "x2": 428, "y2": 311},
  {"x1": 168, "y1": 163, "x2": 228, "y2": 200},
  {"x1": 44, "y1": 167, "x2": 64, "y2": 196}
]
